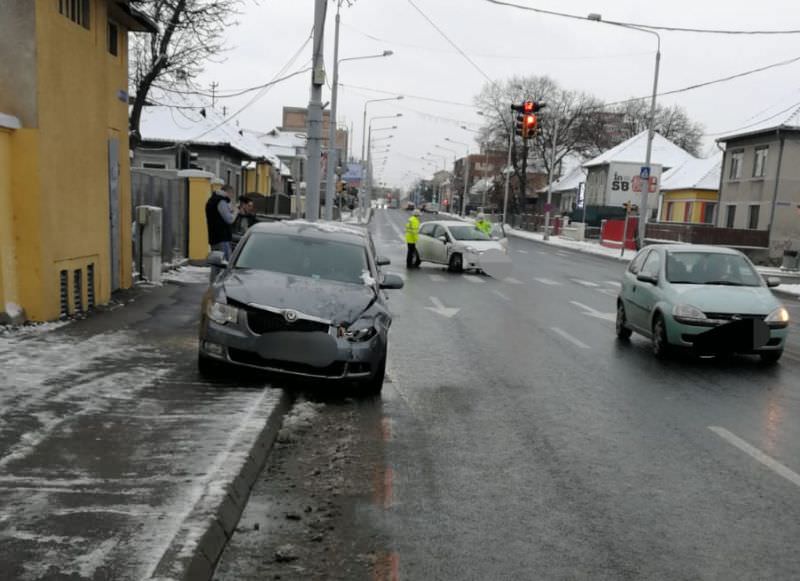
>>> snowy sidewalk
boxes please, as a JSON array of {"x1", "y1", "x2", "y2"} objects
[{"x1": 0, "y1": 271, "x2": 289, "y2": 580}]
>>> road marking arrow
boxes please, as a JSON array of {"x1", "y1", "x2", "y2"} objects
[
  {"x1": 570, "y1": 300, "x2": 616, "y2": 322},
  {"x1": 425, "y1": 296, "x2": 460, "y2": 318}
]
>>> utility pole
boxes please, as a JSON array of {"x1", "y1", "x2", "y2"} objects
[
  {"x1": 543, "y1": 117, "x2": 558, "y2": 241},
  {"x1": 502, "y1": 133, "x2": 513, "y2": 226},
  {"x1": 210, "y1": 81, "x2": 218, "y2": 107},
  {"x1": 306, "y1": 0, "x2": 327, "y2": 222},
  {"x1": 324, "y1": 2, "x2": 342, "y2": 221}
]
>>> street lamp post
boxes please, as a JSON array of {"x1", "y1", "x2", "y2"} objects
[
  {"x1": 324, "y1": 7, "x2": 394, "y2": 221},
  {"x1": 436, "y1": 144, "x2": 458, "y2": 211},
  {"x1": 589, "y1": 13, "x2": 661, "y2": 247},
  {"x1": 361, "y1": 97, "x2": 403, "y2": 162},
  {"x1": 365, "y1": 124, "x2": 396, "y2": 219}
]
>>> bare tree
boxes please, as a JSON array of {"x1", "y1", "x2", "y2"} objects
[
  {"x1": 128, "y1": 0, "x2": 242, "y2": 148},
  {"x1": 474, "y1": 76, "x2": 604, "y2": 215},
  {"x1": 612, "y1": 100, "x2": 704, "y2": 156}
]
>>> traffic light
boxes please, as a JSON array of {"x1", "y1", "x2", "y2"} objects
[
  {"x1": 511, "y1": 101, "x2": 547, "y2": 139},
  {"x1": 522, "y1": 113, "x2": 537, "y2": 138}
]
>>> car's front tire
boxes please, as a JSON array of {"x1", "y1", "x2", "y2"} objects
[
  {"x1": 759, "y1": 349, "x2": 783, "y2": 364},
  {"x1": 616, "y1": 302, "x2": 632, "y2": 341},
  {"x1": 448, "y1": 253, "x2": 463, "y2": 273},
  {"x1": 652, "y1": 314, "x2": 671, "y2": 359},
  {"x1": 360, "y1": 358, "x2": 386, "y2": 397}
]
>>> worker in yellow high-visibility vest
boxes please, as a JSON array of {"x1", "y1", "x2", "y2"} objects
[{"x1": 405, "y1": 209, "x2": 421, "y2": 268}]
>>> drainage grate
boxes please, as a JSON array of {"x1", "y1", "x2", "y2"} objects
[
  {"x1": 73, "y1": 269, "x2": 83, "y2": 315},
  {"x1": 87, "y1": 264, "x2": 95, "y2": 309},
  {"x1": 59, "y1": 270, "x2": 69, "y2": 318}
]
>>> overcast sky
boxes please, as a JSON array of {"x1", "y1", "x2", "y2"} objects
[{"x1": 191, "y1": 0, "x2": 800, "y2": 188}]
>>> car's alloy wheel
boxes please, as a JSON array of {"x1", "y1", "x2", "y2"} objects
[
  {"x1": 448, "y1": 253, "x2": 463, "y2": 273},
  {"x1": 759, "y1": 349, "x2": 783, "y2": 364},
  {"x1": 652, "y1": 315, "x2": 671, "y2": 359},
  {"x1": 616, "y1": 302, "x2": 632, "y2": 340}
]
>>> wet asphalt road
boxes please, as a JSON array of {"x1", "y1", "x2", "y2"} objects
[{"x1": 219, "y1": 208, "x2": 800, "y2": 580}]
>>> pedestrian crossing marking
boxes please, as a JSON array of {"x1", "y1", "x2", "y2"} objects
[
  {"x1": 429, "y1": 274, "x2": 446, "y2": 282},
  {"x1": 504, "y1": 277, "x2": 523, "y2": 285},
  {"x1": 492, "y1": 290, "x2": 511, "y2": 301},
  {"x1": 534, "y1": 277, "x2": 560, "y2": 286},
  {"x1": 463, "y1": 275, "x2": 486, "y2": 284},
  {"x1": 516, "y1": 250, "x2": 529, "y2": 254},
  {"x1": 605, "y1": 281, "x2": 622, "y2": 288},
  {"x1": 572, "y1": 279, "x2": 599, "y2": 287}
]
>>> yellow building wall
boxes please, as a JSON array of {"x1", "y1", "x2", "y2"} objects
[
  {"x1": 10, "y1": 0, "x2": 135, "y2": 321},
  {"x1": 244, "y1": 163, "x2": 273, "y2": 195},
  {"x1": 188, "y1": 176, "x2": 214, "y2": 260},
  {"x1": 661, "y1": 189, "x2": 719, "y2": 224}
]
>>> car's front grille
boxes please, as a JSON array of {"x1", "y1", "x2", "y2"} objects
[
  {"x1": 229, "y1": 300, "x2": 329, "y2": 334},
  {"x1": 703, "y1": 312, "x2": 766, "y2": 321},
  {"x1": 228, "y1": 348, "x2": 346, "y2": 377}
]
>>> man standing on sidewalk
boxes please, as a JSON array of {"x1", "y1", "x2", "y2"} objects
[
  {"x1": 206, "y1": 184, "x2": 238, "y2": 262},
  {"x1": 406, "y1": 209, "x2": 421, "y2": 268}
]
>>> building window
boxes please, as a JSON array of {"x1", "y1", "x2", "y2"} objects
[
  {"x1": 702, "y1": 203, "x2": 716, "y2": 225},
  {"x1": 683, "y1": 202, "x2": 693, "y2": 223},
  {"x1": 729, "y1": 151, "x2": 743, "y2": 180},
  {"x1": 59, "y1": 0, "x2": 90, "y2": 29},
  {"x1": 107, "y1": 20, "x2": 119, "y2": 55},
  {"x1": 748, "y1": 204, "x2": 760, "y2": 229},
  {"x1": 142, "y1": 162, "x2": 167, "y2": 169},
  {"x1": 753, "y1": 146, "x2": 769, "y2": 178},
  {"x1": 226, "y1": 169, "x2": 232, "y2": 186},
  {"x1": 725, "y1": 205, "x2": 736, "y2": 228}
]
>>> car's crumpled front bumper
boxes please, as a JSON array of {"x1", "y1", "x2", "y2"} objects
[{"x1": 199, "y1": 317, "x2": 384, "y2": 380}]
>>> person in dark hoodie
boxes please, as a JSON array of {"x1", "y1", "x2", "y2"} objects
[{"x1": 205, "y1": 184, "x2": 238, "y2": 261}]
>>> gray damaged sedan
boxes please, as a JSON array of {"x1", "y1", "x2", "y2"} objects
[{"x1": 198, "y1": 220, "x2": 404, "y2": 394}]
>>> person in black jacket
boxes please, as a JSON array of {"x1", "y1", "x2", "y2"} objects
[{"x1": 205, "y1": 184, "x2": 237, "y2": 261}]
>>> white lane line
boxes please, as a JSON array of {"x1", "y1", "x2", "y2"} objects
[
  {"x1": 556, "y1": 251, "x2": 571, "y2": 257},
  {"x1": 572, "y1": 278, "x2": 599, "y2": 287},
  {"x1": 429, "y1": 274, "x2": 446, "y2": 282},
  {"x1": 516, "y1": 250, "x2": 529, "y2": 254},
  {"x1": 504, "y1": 277, "x2": 523, "y2": 285},
  {"x1": 709, "y1": 427, "x2": 800, "y2": 489},
  {"x1": 492, "y1": 290, "x2": 511, "y2": 301},
  {"x1": 386, "y1": 215, "x2": 405, "y2": 242},
  {"x1": 534, "y1": 277, "x2": 561, "y2": 286},
  {"x1": 595, "y1": 288, "x2": 618, "y2": 298},
  {"x1": 569, "y1": 300, "x2": 616, "y2": 322},
  {"x1": 550, "y1": 327, "x2": 591, "y2": 349},
  {"x1": 605, "y1": 281, "x2": 622, "y2": 288},
  {"x1": 537, "y1": 251, "x2": 547, "y2": 255},
  {"x1": 463, "y1": 275, "x2": 486, "y2": 284}
]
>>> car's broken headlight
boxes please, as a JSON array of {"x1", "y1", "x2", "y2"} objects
[
  {"x1": 207, "y1": 301, "x2": 239, "y2": 325},
  {"x1": 342, "y1": 318, "x2": 377, "y2": 342}
]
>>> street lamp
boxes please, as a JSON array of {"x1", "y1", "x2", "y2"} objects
[
  {"x1": 325, "y1": 38, "x2": 395, "y2": 220},
  {"x1": 589, "y1": 12, "x2": 661, "y2": 246},
  {"x1": 362, "y1": 97, "x2": 403, "y2": 162}
]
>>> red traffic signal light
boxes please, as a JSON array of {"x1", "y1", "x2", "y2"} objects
[
  {"x1": 523, "y1": 101, "x2": 534, "y2": 113},
  {"x1": 522, "y1": 113, "x2": 537, "y2": 138}
]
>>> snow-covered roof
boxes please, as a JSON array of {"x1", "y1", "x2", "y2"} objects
[
  {"x1": 470, "y1": 177, "x2": 492, "y2": 195},
  {"x1": 660, "y1": 153, "x2": 722, "y2": 192},
  {"x1": 137, "y1": 106, "x2": 277, "y2": 163},
  {"x1": 583, "y1": 130, "x2": 695, "y2": 170},
  {"x1": 542, "y1": 164, "x2": 587, "y2": 194},
  {"x1": 716, "y1": 104, "x2": 800, "y2": 142}
]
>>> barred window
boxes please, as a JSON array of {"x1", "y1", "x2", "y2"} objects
[{"x1": 59, "y1": 0, "x2": 91, "y2": 29}]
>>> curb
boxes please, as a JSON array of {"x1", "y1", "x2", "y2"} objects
[{"x1": 149, "y1": 388, "x2": 293, "y2": 581}]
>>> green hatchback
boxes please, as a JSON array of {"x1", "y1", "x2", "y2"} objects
[{"x1": 616, "y1": 245, "x2": 790, "y2": 362}]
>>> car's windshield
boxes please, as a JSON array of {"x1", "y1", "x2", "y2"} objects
[
  {"x1": 234, "y1": 232, "x2": 368, "y2": 285},
  {"x1": 448, "y1": 226, "x2": 491, "y2": 241},
  {"x1": 666, "y1": 251, "x2": 762, "y2": 287}
]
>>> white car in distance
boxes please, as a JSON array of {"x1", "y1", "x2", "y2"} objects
[{"x1": 417, "y1": 220, "x2": 507, "y2": 272}]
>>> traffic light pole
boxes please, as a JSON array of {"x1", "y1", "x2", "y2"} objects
[
  {"x1": 305, "y1": 0, "x2": 327, "y2": 222},
  {"x1": 501, "y1": 133, "x2": 513, "y2": 227},
  {"x1": 543, "y1": 117, "x2": 558, "y2": 241}
]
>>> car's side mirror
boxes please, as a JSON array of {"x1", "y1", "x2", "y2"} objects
[
  {"x1": 637, "y1": 273, "x2": 657, "y2": 285},
  {"x1": 766, "y1": 276, "x2": 781, "y2": 288},
  {"x1": 380, "y1": 273, "x2": 404, "y2": 290},
  {"x1": 208, "y1": 251, "x2": 228, "y2": 268},
  {"x1": 438, "y1": 235, "x2": 449, "y2": 244},
  {"x1": 376, "y1": 256, "x2": 391, "y2": 266}
]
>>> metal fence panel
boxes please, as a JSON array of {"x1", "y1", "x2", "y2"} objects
[{"x1": 131, "y1": 170, "x2": 188, "y2": 267}]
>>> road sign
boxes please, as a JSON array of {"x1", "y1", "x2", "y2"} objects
[{"x1": 640, "y1": 166, "x2": 650, "y2": 180}]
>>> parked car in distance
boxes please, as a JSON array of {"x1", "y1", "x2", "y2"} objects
[
  {"x1": 405, "y1": 202, "x2": 416, "y2": 211},
  {"x1": 423, "y1": 203, "x2": 440, "y2": 214},
  {"x1": 416, "y1": 220, "x2": 507, "y2": 272},
  {"x1": 198, "y1": 220, "x2": 404, "y2": 394},
  {"x1": 616, "y1": 244, "x2": 790, "y2": 362}
]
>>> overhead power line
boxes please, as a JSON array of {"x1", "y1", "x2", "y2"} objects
[
  {"x1": 483, "y1": 0, "x2": 800, "y2": 35},
  {"x1": 339, "y1": 83, "x2": 476, "y2": 108}
]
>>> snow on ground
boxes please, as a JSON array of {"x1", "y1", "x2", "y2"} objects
[
  {"x1": 277, "y1": 400, "x2": 325, "y2": 444},
  {"x1": 0, "y1": 320, "x2": 69, "y2": 338},
  {"x1": 160, "y1": 265, "x2": 211, "y2": 285},
  {"x1": 778, "y1": 284, "x2": 800, "y2": 297},
  {"x1": 506, "y1": 227, "x2": 633, "y2": 262}
]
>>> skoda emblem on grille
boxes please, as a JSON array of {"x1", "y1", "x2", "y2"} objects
[
  {"x1": 283, "y1": 309, "x2": 298, "y2": 323},
  {"x1": 731, "y1": 315, "x2": 742, "y2": 321}
]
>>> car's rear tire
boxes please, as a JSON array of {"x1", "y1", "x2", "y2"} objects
[
  {"x1": 652, "y1": 314, "x2": 671, "y2": 359},
  {"x1": 759, "y1": 350, "x2": 783, "y2": 364},
  {"x1": 360, "y1": 358, "x2": 386, "y2": 397},
  {"x1": 448, "y1": 253, "x2": 463, "y2": 273},
  {"x1": 616, "y1": 302, "x2": 632, "y2": 341}
]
